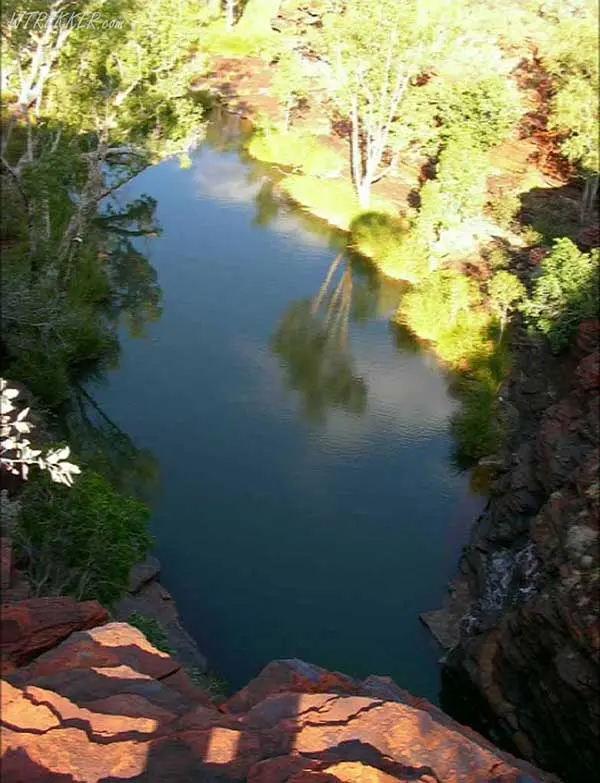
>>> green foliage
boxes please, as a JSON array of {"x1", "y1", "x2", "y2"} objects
[
  {"x1": 522, "y1": 238, "x2": 599, "y2": 352},
  {"x1": 187, "y1": 668, "x2": 229, "y2": 700},
  {"x1": 321, "y1": 0, "x2": 463, "y2": 204},
  {"x1": 198, "y1": 16, "x2": 281, "y2": 60},
  {"x1": 43, "y1": 0, "x2": 206, "y2": 154},
  {"x1": 349, "y1": 212, "x2": 408, "y2": 263},
  {"x1": 449, "y1": 358, "x2": 505, "y2": 465},
  {"x1": 488, "y1": 270, "x2": 526, "y2": 332},
  {"x1": 237, "y1": 0, "x2": 282, "y2": 33},
  {"x1": 549, "y1": 75, "x2": 599, "y2": 174},
  {"x1": 396, "y1": 259, "x2": 505, "y2": 461},
  {"x1": 129, "y1": 613, "x2": 173, "y2": 653},
  {"x1": 429, "y1": 75, "x2": 521, "y2": 152},
  {"x1": 349, "y1": 212, "x2": 427, "y2": 282},
  {"x1": 1, "y1": 237, "x2": 121, "y2": 407},
  {"x1": 485, "y1": 190, "x2": 521, "y2": 230},
  {"x1": 520, "y1": 226, "x2": 545, "y2": 246},
  {"x1": 279, "y1": 175, "x2": 396, "y2": 232},
  {"x1": 436, "y1": 133, "x2": 490, "y2": 222},
  {"x1": 416, "y1": 132, "x2": 489, "y2": 246},
  {"x1": 271, "y1": 50, "x2": 309, "y2": 132},
  {"x1": 248, "y1": 129, "x2": 343, "y2": 175},
  {"x1": 485, "y1": 245, "x2": 511, "y2": 271},
  {"x1": 400, "y1": 268, "x2": 473, "y2": 343},
  {"x1": 541, "y1": 5, "x2": 599, "y2": 174},
  {"x1": 17, "y1": 471, "x2": 152, "y2": 606},
  {"x1": 433, "y1": 308, "x2": 493, "y2": 368}
]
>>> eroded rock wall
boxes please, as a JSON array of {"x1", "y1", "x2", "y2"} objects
[{"x1": 431, "y1": 320, "x2": 600, "y2": 783}]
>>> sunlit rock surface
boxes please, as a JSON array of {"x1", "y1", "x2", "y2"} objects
[{"x1": 1, "y1": 610, "x2": 557, "y2": 782}]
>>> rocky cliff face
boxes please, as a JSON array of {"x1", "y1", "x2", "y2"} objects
[
  {"x1": 1, "y1": 599, "x2": 556, "y2": 782},
  {"x1": 423, "y1": 320, "x2": 599, "y2": 783}
]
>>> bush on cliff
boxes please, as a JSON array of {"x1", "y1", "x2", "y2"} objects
[
  {"x1": 129, "y1": 613, "x2": 172, "y2": 653},
  {"x1": 522, "y1": 238, "x2": 599, "y2": 352},
  {"x1": 16, "y1": 471, "x2": 152, "y2": 606}
]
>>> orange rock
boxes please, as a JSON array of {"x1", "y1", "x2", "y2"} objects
[
  {"x1": 1, "y1": 652, "x2": 559, "y2": 783},
  {"x1": 315, "y1": 761, "x2": 403, "y2": 783},
  {"x1": 83, "y1": 693, "x2": 176, "y2": 727},
  {"x1": 223, "y1": 659, "x2": 357, "y2": 714},
  {"x1": 161, "y1": 668, "x2": 214, "y2": 707},
  {"x1": 9, "y1": 622, "x2": 179, "y2": 684},
  {"x1": 22, "y1": 684, "x2": 163, "y2": 741},
  {"x1": 248, "y1": 754, "x2": 325, "y2": 783},
  {"x1": 1, "y1": 724, "x2": 147, "y2": 782},
  {"x1": 1, "y1": 681, "x2": 60, "y2": 733},
  {"x1": 0, "y1": 598, "x2": 108, "y2": 667}
]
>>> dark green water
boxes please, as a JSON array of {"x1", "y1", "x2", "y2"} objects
[{"x1": 91, "y1": 133, "x2": 484, "y2": 702}]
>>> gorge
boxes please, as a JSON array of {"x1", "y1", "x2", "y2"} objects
[{"x1": 1, "y1": 2, "x2": 598, "y2": 782}]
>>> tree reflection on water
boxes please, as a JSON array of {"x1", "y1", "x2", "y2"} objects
[{"x1": 271, "y1": 253, "x2": 371, "y2": 423}]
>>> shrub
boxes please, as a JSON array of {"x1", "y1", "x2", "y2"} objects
[
  {"x1": 399, "y1": 268, "x2": 473, "y2": 344},
  {"x1": 416, "y1": 132, "x2": 489, "y2": 248},
  {"x1": 520, "y1": 226, "x2": 544, "y2": 246},
  {"x1": 485, "y1": 245, "x2": 511, "y2": 271},
  {"x1": 7, "y1": 350, "x2": 71, "y2": 408},
  {"x1": 188, "y1": 668, "x2": 229, "y2": 700},
  {"x1": 129, "y1": 613, "x2": 172, "y2": 654},
  {"x1": 521, "y1": 238, "x2": 599, "y2": 352},
  {"x1": 398, "y1": 268, "x2": 505, "y2": 463},
  {"x1": 486, "y1": 190, "x2": 521, "y2": 230},
  {"x1": 435, "y1": 75, "x2": 521, "y2": 151},
  {"x1": 434, "y1": 308, "x2": 494, "y2": 368},
  {"x1": 349, "y1": 212, "x2": 427, "y2": 282},
  {"x1": 436, "y1": 132, "x2": 489, "y2": 222},
  {"x1": 17, "y1": 471, "x2": 152, "y2": 605}
]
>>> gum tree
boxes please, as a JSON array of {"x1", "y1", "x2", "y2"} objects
[
  {"x1": 488, "y1": 270, "x2": 525, "y2": 337},
  {"x1": 322, "y1": 0, "x2": 459, "y2": 208}
]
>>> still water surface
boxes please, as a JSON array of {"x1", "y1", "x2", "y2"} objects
[{"x1": 91, "y1": 134, "x2": 484, "y2": 701}]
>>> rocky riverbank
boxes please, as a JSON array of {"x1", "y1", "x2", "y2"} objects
[
  {"x1": 1, "y1": 597, "x2": 558, "y2": 782},
  {"x1": 421, "y1": 319, "x2": 599, "y2": 783},
  {"x1": 0, "y1": 543, "x2": 208, "y2": 679}
]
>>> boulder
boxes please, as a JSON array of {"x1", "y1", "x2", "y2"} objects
[
  {"x1": 128, "y1": 555, "x2": 161, "y2": 594},
  {"x1": 1, "y1": 655, "x2": 557, "y2": 783},
  {"x1": 223, "y1": 658, "x2": 358, "y2": 714},
  {"x1": 0, "y1": 597, "x2": 108, "y2": 667},
  {"x1": 7, "y1": 622, "x2": 180, "y2": 684}
]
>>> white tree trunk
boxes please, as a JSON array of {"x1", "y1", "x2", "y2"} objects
[{"x1": 225, "y1": 0, "x2": 235, "y2": 31}]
